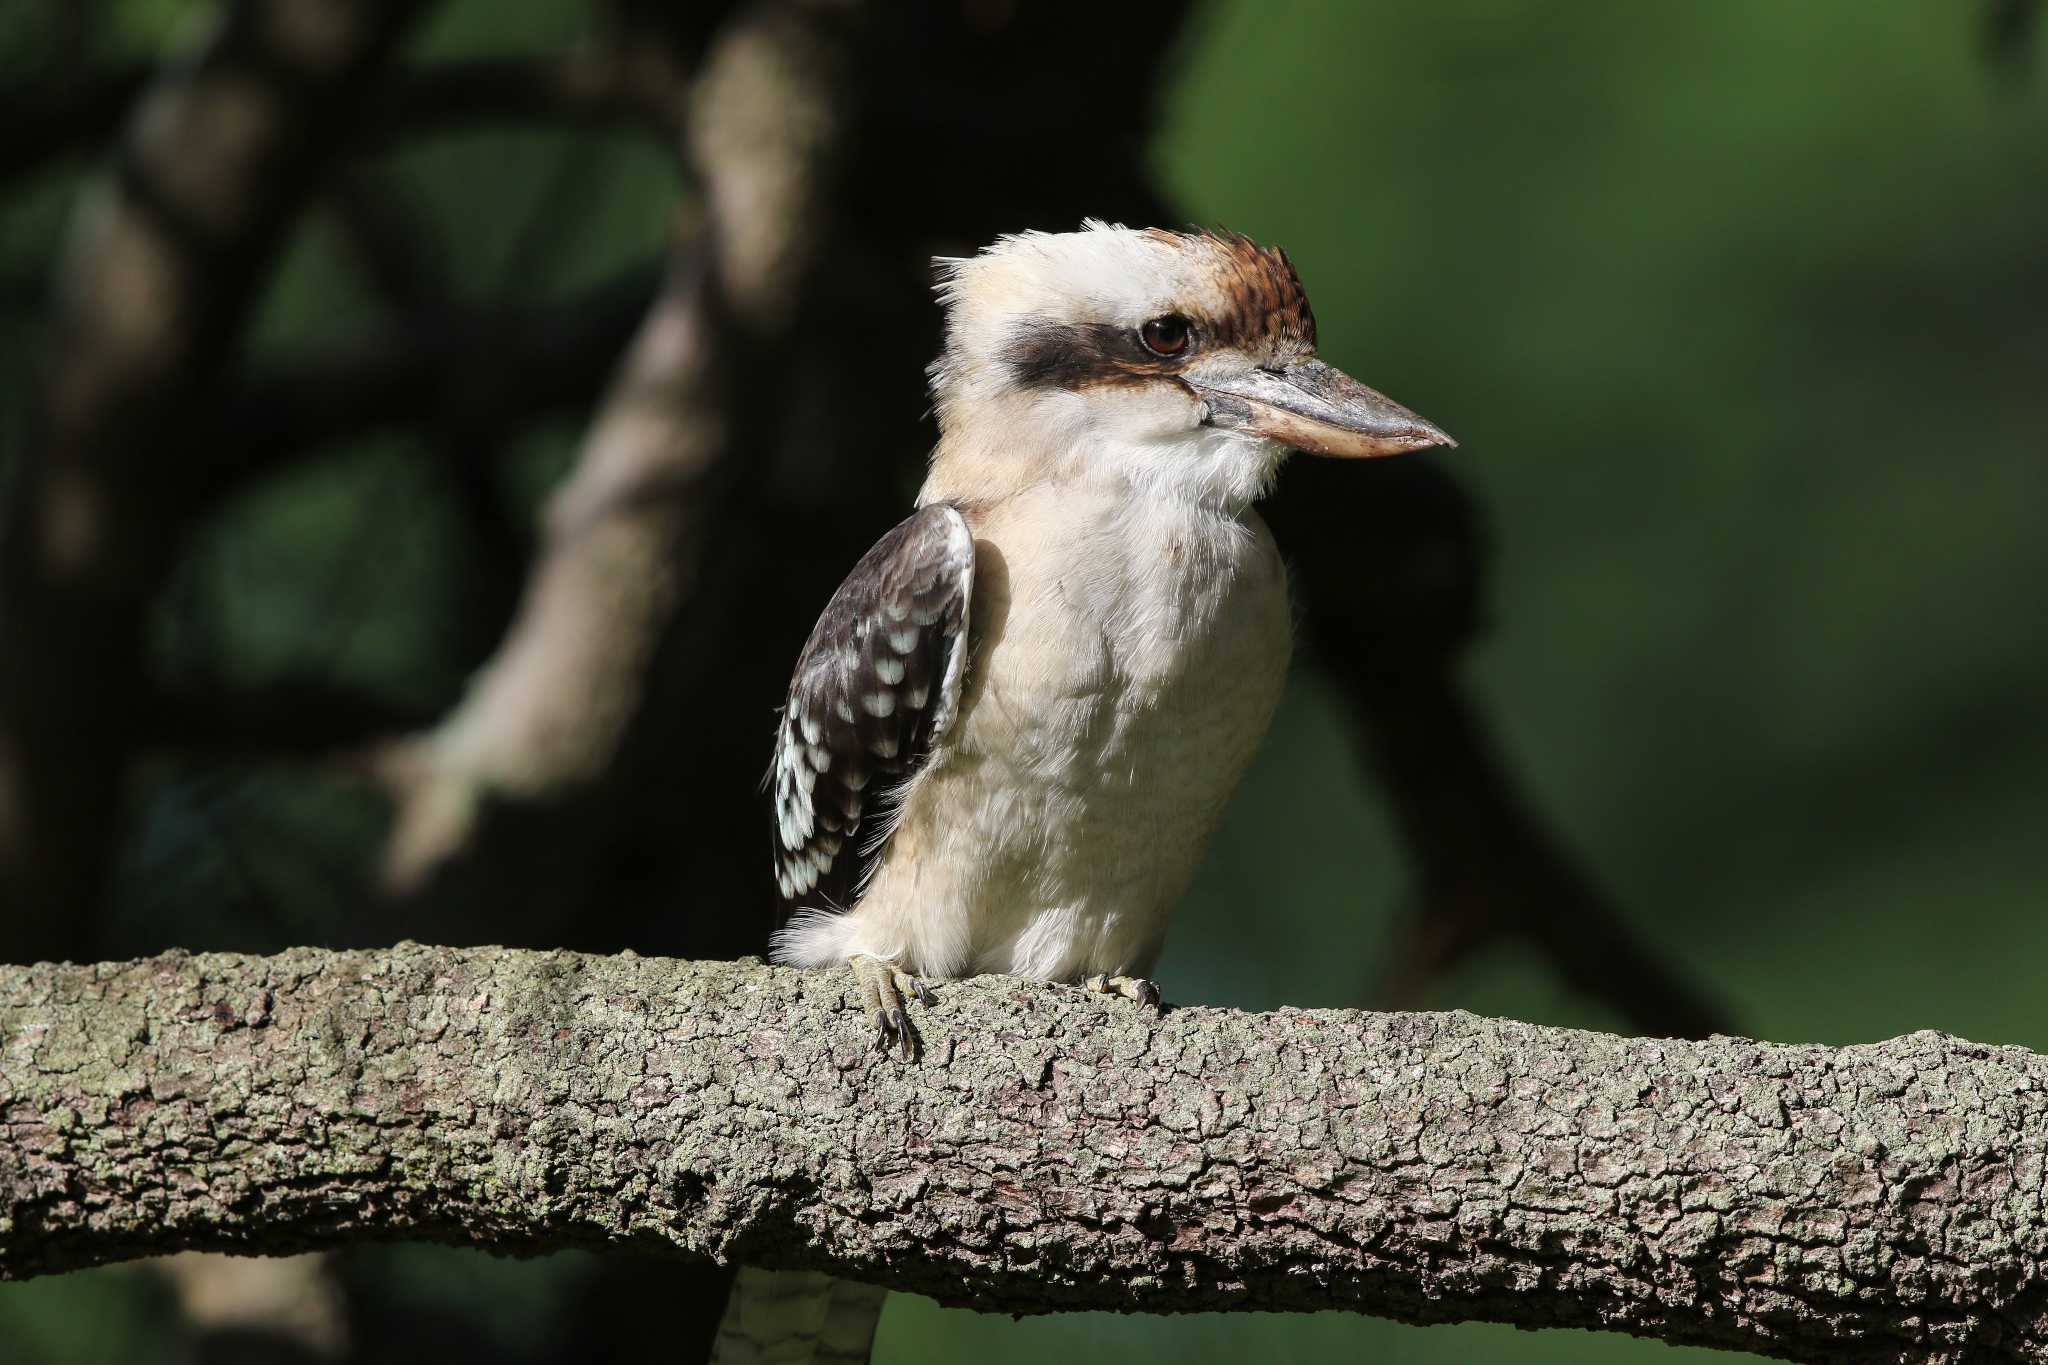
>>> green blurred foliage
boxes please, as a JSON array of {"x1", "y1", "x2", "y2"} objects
[{"x1": 3, "y1": 1, "x2": 2045, "y2": 1362}]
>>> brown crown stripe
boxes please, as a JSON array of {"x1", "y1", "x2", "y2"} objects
[
  {"x1": 1151, "y1": 226, "x2": 1318, "y2": 351},
  {"x1": 1004, "y1": 230, "x2": 1319, "y2": 391}
]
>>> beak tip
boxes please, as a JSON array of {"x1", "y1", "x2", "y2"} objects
[{"x1": 1393, "y1": 421, "x2": 1455, "y2": 455}]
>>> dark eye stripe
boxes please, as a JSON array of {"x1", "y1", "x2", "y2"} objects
[{"x1": 1004, "y1": 317, "x2": 1190, "y2": 391}]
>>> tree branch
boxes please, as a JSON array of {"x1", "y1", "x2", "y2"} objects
[
  {"x1": 0, "y1": 0, "x2": 434, "y2": 947},
  {"x1": 142, "y1": 674, "x2": 435, "y2": 762},
  {"x1": 357, "y1": 51, "x2": 682, "y2": 144},
  {"x1": 0, "y1": 52, "x2": 671, "y2": 186},
  {"x1": 366, "y1": 1, "x2": 869, "y2": 891},
  {"x1": 0, "y1": 69, "x2": 150, "y2": 183},
  {"x1": 1271, "y1": 457, "x2": 1732, "y2": 1039},
  {"x1": 4, "y1": 944, "x2": 2043, "y2": 1363},
  {"x1": 200, "y1": 259, "x2": 657, "y2": 492}
]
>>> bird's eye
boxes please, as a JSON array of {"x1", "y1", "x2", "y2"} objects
[{"x1": 1139, "y1": 314, "x2": 1192, "y2": 358}]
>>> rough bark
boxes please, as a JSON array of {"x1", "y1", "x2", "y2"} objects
[{"x1": 4, "y1": 945, "x2": 2044, "y2": 1363}]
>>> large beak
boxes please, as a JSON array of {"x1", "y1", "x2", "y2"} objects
[{"x1": 1190, "y1": 358, "x2": 1454, "y2": 458}]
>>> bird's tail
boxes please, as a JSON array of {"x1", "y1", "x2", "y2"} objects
[{"x1": 710, "y1": 1267, "x2": 888, "y2": 1365}]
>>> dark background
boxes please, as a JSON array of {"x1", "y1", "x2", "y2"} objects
[{"x1": 2, "y1": 2, "x2": 2045, "y2": 1362}]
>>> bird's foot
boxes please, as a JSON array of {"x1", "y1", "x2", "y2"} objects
[
  {"x1": 1084, "y1": 973, "x2": 1163, "y2": 1015},
  {"x1": 850, "y1": 954, "x2": 931, "y2": 1061}
]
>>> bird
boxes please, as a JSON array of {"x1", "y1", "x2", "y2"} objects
[{"x1": 716, "y1": 221, "x2": 1451, "y2": 1364}]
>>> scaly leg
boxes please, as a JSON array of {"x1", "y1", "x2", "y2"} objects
[
  {"x1": 851, "y1": 954, "x2": 931, "y2": 1061},
  {"x1": 1084, "y1": 973, "x2": 1163, "y2": 1014}
]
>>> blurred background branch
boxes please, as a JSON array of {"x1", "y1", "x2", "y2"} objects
[
  {"x1": 0, "y1": 50, "x2": 671, "y2": 187},
  {"x1": 1269, "y1": 459, "x2": 1731, "y2": 1039},
  {"x1": 0, "y1": 0, "x2": 434, "y2": 960},
  {"x1": 368, "y1": 0, "x2": 864, "y2": 893},
  {"x1": 1984, "y1": 0, "x2": 2043, "y2": 78}
]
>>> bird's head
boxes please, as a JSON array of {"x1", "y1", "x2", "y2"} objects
[{"x1": 925, "y1": 221, "x2": 1452, "y2": 511}]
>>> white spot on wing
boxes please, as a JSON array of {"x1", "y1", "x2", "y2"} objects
[
  {"x1": 771, "y1": 503, "x2": 977, "y2": 917},
  {"x1": 925, "y1": 506, "x2": 976, "y2": 743}
]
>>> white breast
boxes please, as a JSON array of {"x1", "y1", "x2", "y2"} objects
[{"x1": 799, "y1": 481, "x2": 1292, "y2": 984}]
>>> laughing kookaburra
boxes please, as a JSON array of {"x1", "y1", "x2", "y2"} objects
[
  {"x1": 725, "y1": 225, "x2": 1452, "y2": 1364},
  {"x1": 766, "y1": 221, "x2": 1451, "y2": 1049}
]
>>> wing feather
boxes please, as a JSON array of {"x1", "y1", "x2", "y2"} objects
[{"x1": 769, "y1": 503, "x2": 974, "y2": 921}]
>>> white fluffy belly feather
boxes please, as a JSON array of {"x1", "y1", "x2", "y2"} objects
[{"x1": 775, "y1": 486, "x2": 1291, "y2": 985}]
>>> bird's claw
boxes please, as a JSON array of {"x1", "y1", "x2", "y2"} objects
[
  {"x1": 1085, "y1": 973, "x2": 1164, "y2": 1015},
  {"x1": 852, "y1": 955, "x2": 929, "y2": 1061}
]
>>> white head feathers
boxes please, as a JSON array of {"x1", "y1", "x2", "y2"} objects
[{"x1": 921, "y1": 220, "x2": 1320, "y2": 513}]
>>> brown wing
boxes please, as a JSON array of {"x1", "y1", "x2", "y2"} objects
[{"x1": 769, "y1": 503, "x2": 974, "y2": 920}]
